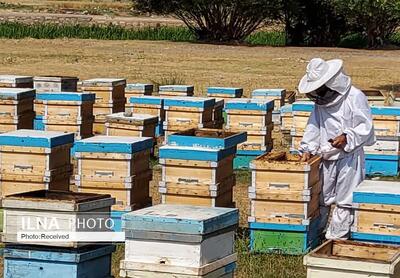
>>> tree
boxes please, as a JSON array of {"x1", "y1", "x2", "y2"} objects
[
  {"x1": 133, "y1": 0, "x2": 281, "y2": 42},
  {"x1": 282, "y1": 0, "x2": 347, "y2": 46},
  {"x1": 334, "y1": 0, "x2": 400, "y2": 48}
]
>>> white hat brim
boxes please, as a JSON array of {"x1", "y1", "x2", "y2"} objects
[{"x1": 298, "y1": 59, "x2": 343, "y2": 94}]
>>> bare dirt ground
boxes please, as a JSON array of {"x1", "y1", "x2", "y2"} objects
[{"x1": 0, "y1": 39, "x2": 399, "y2": 95}]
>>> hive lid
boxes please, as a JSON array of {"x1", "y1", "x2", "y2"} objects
[
  {"x1": 81, "y1": 78, "x2": 126, "y2": 87},
  {"x1": 207, "y1": 87, "x2": 243, "y2": 97},
  {"x1": 36, "y1": 92, "x2": 95, "y2": 102},
  {"x1": 123, "y1": 204, "x2": 238, "y2": 235},
  {"x1": 292, "y1": 101, "x2": 315, "y2": 112},
  {"x1": 159, "y1": 145, "x2": 237, "y2": 161},
  {"x1": 168, "y1": 128, "x2": 246, "y2": 149},
  {"x1": 106, "y1": 112, "x2": 158, "y2": 125},
  {"x1": 0, "y1": 75, "x2": 33, "y2": 84},
  {"x1": 252, "y1": 89, "x2": 286, "y2": 97},
  {"x1": 126, "y1": 83, "x2": 153, "y2": 92},
  {"x1": 225, "y1": 98, "x2": 274, "y2": 111},
  {"x1": 280, "y1": 104, "x2": 293, "y2": 113},
  {"x1": 164, "y1": 97, "x2": 215, "y2": 108},
  {"x1": 129, "y1": 95, "x2": 164, "y2": 105},
  {"x1": 353, "y1": 180, "x2": 400, "y2": 205},
  {"x1": 0, "y1": 130, "x2": 74, "y2": 148},
  {"x1": 370, "y1": 106, "x2": 400, "y2": 116},
  {"x1": 159, "y1": 85, "x2": 194, "y2": 93},
  {"x1": 0, "y1": 88, "x2": 35, "y2": 100},
  {"x1": 33, "y1": 76, "x2": 79, "y2": 82},
  {"x1": 74, "y1": 135, "x2": 153, "y2": 153}
]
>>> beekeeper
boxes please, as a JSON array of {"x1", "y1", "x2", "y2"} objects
[{"x1": 298, "y1": 58, "x2": 375, "y2": 240}]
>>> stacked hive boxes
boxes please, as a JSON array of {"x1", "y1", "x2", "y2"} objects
[
  {"x1": 280, "y1": 104, "x2": 293, "y2": 148},
  {"x1": 106, "y1": 112, "x2": 158, "y2": 139},
  {"x1": 251, "y1": 89, "x2": 286, "y2": 126},
  {"x1": 74, "y1": 136, "x2": 153, "y2": 231},
  {"x1": 249, "y1": 152, "x2": 321, "y2": 255},
  {"x1": 36, "y1": 92, "x2": 95, "y2": 139},
  {"x1": 163, "y1": 97, "x2": 216, "y2": 142},
  {"x1": 225, "y1": 98, "x2": 274, "y2": 169},
  {"x1": 0, "y1": 75, "x2": 33, "y2": 88},
  {"x1": 2, "y1": 190, "x2": 116, "y2": 278},
  {"x1": 0, "y1": 130, "x2": 74, "y2": 197},
  {"x1": 0, "y1": 88, "x2": 35, "y2": 133},
  {"x1": 207, "y1": 87, "x2": 243, "y2": 125},
  {"x1": 158, "y1": 85, "x2": 194, "y2": 97},
  {"x1": 364, "y1": 106, "x2": 400, "y2": 176},
  {"x1": 290, "y1": 101, "x2": 315, "y2": 152},
  {"x1": 81, "y1": 78, "x2": 126, "y2": 135},
  {"x1": 33, "y1": 76, "x2": 79, "y2": 130},
  {"x1": 120, "y1": 204, "x2": 238, "y2": 278},
  {"x1": 304, "y1": 240, "x2": 400, "y2": 278},
  {"x1": 129, "y1": 96, "x2": 165, "y2": 137},
  {"x1": 351, "y1": 180, "x2": 400, "y2": 244},
  {"x1": 159, "y1": 129, "x2": 246, "y2": 207}
]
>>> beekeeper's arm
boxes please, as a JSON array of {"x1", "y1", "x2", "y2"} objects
[
  {"x1": 299, "y1": 108, "x2": 320, "y2": 156},
  {"x1": 343, "y1": 95, "x2": 374, "y2": 152}
]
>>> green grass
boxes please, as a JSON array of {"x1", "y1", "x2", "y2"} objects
[{"x1": 245, "y1": 31, "x2": 286, "y2": 47}]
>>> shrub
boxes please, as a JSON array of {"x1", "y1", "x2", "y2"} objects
[
  {"x1": 133, "y1": 0, "x2": 281, "y2": 42},
  {"x1": 338, "y1": 33, "x2": 368, "y2": 49}
]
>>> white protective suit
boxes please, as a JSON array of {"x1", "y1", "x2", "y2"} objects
[{"x1": 299, "y1": 70, "x2": 375, "y2": 239}]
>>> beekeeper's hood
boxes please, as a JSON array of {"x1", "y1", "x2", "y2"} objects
[{"x1": 298, "y1": 58, "x2": 352, "y2": 105}]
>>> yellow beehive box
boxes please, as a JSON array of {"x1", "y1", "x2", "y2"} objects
[
  {"x1": 251, "y1": 89, "x2": 286, "y2": 110},
  {"x1": 81, "y1": 78, "x2": 126, "y2": 105},
  {"x1": 0, "y1": 88, "x2": 35, "y2": 117},
  {"x1": 128, "y1": 96, "x2": 165, "y2": 120},
  {"x1": 125, "y1": 83, "x2": 153, "y2": 104},
  {"x1": 105, "y1": 112, "x2": 158, "y2": 138}
]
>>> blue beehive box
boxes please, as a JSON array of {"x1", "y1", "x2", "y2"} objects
[
  {"x1": 352, "y1": 180, "x2": 400, "y2": 244},
  {"x1": 129, "y1": 95, "x2": 164, "y2": 106},
  {"x1": 365, "y1": 153, "x2": 400, "y2": 176},
  {"x1": 0, "y1": 88, "x2": 35, "y2": 100},
  {"x1": 3, "y1": 245, "x2": 115, "y2": 278},
  {"x1": 249, "y1": 217, "x2": 320, "y2": 255},
  {"x1": 0, "y1": 129, "x2": 74, "y2": 148},
  {"x1": 207, "y1": 87, "x2": 243, "y2": 98},
  {"x1": 167, "y1": 129, "x2": 247, "y2": 150},
  {"x1": 159, "y1": 85, "x2": 194, "y2": 96},
  {"x1": 292, "y1": 101, "x2": 315, "y2": 112},
  {"x1": 225, "y1": 98, "x2": 274, "y2": 112},
  {"x1": 126, "y1": 83, "x2": 153, "y2": 95},
  {"x1": 159, "y1": 145, "x2": 237, "y2": 162},
  {"x1": 34, "y1": 116, "x2": 45, "y2": 130},
  {"x1": 74, "y1": 136, "x2": 153, "y2": 154},
  {"x1": 36, "y1": 91, "x2": 95, "y2": 102},
  {"x1": 251, "y1": 89, "x2": 286, "y2": 98},
  {"x1": 164, "y1": 97, "x2": 216, "y2": 109},
  {"x1": 234, "y1": 149, "x2": 269, "y2": 169}
]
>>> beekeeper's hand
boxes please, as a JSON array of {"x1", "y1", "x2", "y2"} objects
[
  {"x1": 330, "y1": 134, "x2": 347, "y2": 149},
  {"x1": 300, "y1": 152, "x2": 311, "y2": 162}
]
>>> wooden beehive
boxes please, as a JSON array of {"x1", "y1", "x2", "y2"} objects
[
  {"x1": 281, "y1": 104, "x2": 293, "y2": 131},
  {"x1": 225, "y1": 98, "x2": 274, "y2": 131},
  {"x1": 158, "y1": 85, "x2": 194, "y2": 97},
  {"x1": 2, "y1": 190, "x2": 115, "y2": 247},
  {"x1": 364, "y1": 136, "x2": 400, "y2": 155},
  {"x1": 0, "y1": 130, "x2": 74, "y2": 196},
  {"x1": 4, "y1": 245, "x2": 116, "y2": 278},
  {"x1": 92, "y1": 100, "x2": 126, "y2": 135},
  {"x1": 371, "y1": 106, "x2": 400, "y2": 137},
  {"x1": 105, "y1": 112, "x2": 158, "y2": 138},
  {"x1": 0, "y1": 75, "x2": 33, "y2": 88},
  {"x1": 120, "y1": 205, "x2": 238, "y2": 277},
  {"x1": 304, "y1": 240, "x2": 400, "y2": 278},
  {"x1": 291, "y1": 101, "x2": 314, "y2": 134},
  {"x1": 352, "y1": 180, "x2": 400, "y2": 244},
  {"x1": 164, "y1": 97, "x2": 215, "y2": 128},
  {"x1": 128, "y1": 96, "x2": 165, "y2": 120},
  {"x1": 0, "y1": 88, "x2": 35, "y2": 133},
  {"x1": 81, "y1": 78, "x2": 126, "y2": 104},
  {"x1": 125, "y1": 83, "x2": 153, "y2": 100},
  {"x1": 212, "y1": 98, "x2": 225, "y2": 128},
  {"x1": 207, "y1": 87, "x2": 243, "y2": 100},
  {"x1": 74, "y1": 136, "x2": 154, "y2": 211},
  {"x1": 251, "y1": 89, "x2": 286, "y2": 110}
]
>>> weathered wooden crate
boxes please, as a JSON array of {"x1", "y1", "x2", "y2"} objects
[
  {"x1": 0, "y1": 75, "x2": 33, "y2": 88},
  {"x1": 352, "y1": 180, "x2": 400, "y2": 244},
  {"x1": 225, "y1": 99, "x2": 274, "y2": 131},
  {"x1": 4, "y1": 244, "x2": 115, "y2": 278},
  {"x1": 371, "y1": 106, "x2": 400, "y2": 137},
  {"x1": 121, "y1": 205, "x2": 238, "y2": 276},
  {"x1": 0, "y1": 130, "x2": 74, "y2": 177},
  {"x1": 304, "y1": 240, "x2": 400, "y2": 278},
  {"x1": 164, "y1": 97, "x2": 215, "y2": 126},
  {"x1": 81, "y1": 78, "x2": 126, "y2": 104},
  {"x1": 2, "y1": 190, "x2": 115, "y2": 247},
  {"x1": 250, "y1": 152, "x2": 321, "y2": 193},
  {"x1": 365, "y1": 153, "x2": 400, "y2": 176},
  {"x1": 33, "y1": 76, "x2": 78, "y2": 92},
  {"x1": 0, "y1": 88, "x2": 35, "y2": 117},
  {"x1": 166, "y1": 128, "x2": 247, "y2": 150},
  {"x1": 251, "y1": 89, "x2": 286, "y2": 110},
  {"x1": 77, "y1": 170, "x2": 152, "y2": 211},
  {"x1": 207, "y1": 87, "x2": 243, "y2": 99},
  {"x1": 129, "y1": 96, "x2": 165, "y2": 120},
  {"x1": 159, "y1": 85, "x2": 194, "y2": 97},
  {"x1": 249, "y1": 217, "x2": 320, "y2": 255},
  {"x1": 37, "y1": 92, "x2": 95, "y2": 120},
  {"x1": 105, "y1": 112, "x2": 158, "y2": 138}
]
